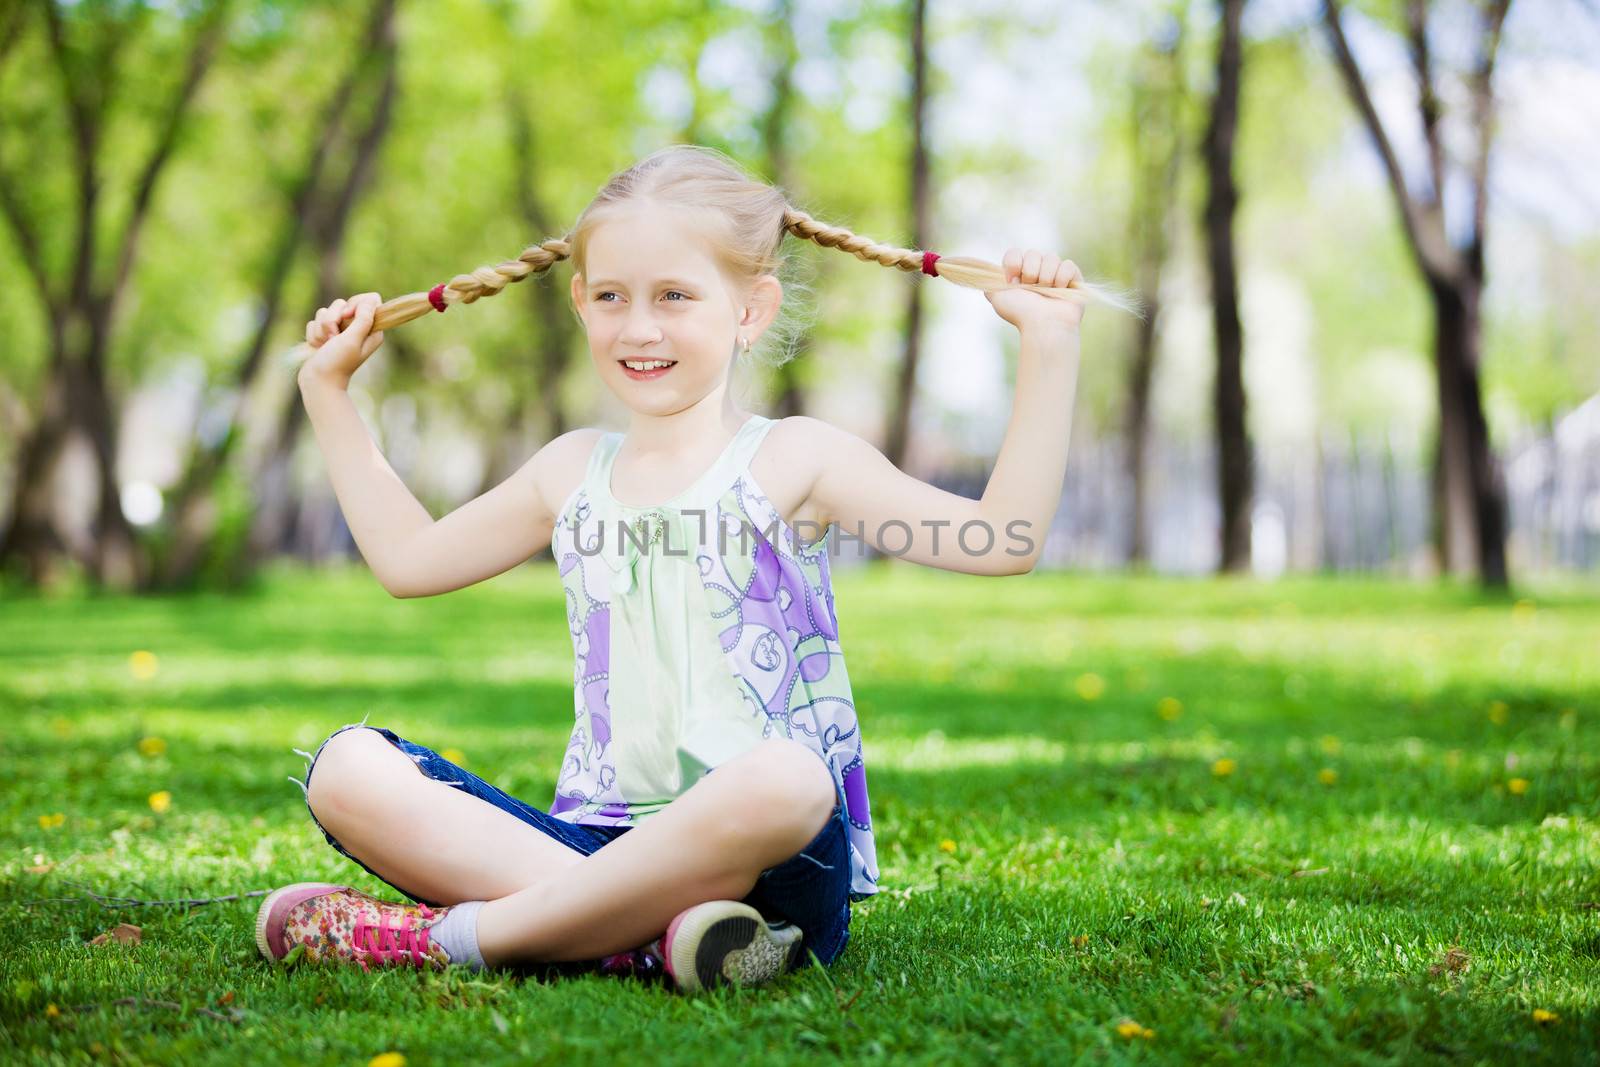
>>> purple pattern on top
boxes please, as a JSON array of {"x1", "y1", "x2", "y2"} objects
[{"x1": 547, "y1": 424, "x2": 880, "y2": 899}]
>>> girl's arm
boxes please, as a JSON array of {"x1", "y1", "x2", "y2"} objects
[
  {"x1": 804, "y1": 248, "x2": 1083, "y2": 576},
  {"x1": 299, "y1": 373, "x2": 588, "y2": 597},
  {"x1": 295, "y1": 292, "x2": 590, "y2": 598}
]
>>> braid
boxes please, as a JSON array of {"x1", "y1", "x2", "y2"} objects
[
  {"x1": 364, "y1": 235, "x2": 574, "y2": 333},
  {"x1": 782, "y1": 206, "x2": 1144, "y2": 318},
  {"x1": 301, "y1": 176, "x2": 1138, "y2": 364},
  {"x1": 782, "y1": 207, "x2": 926, "y2": 273}
]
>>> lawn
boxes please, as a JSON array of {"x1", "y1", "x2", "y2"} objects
[{"x1": 2, "y1": 563, "x2": 1597, "y2": 1064}]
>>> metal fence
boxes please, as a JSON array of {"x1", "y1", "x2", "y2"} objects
[
  {"x1": 292, "y1": 401, "x2": 1600, "y2": 577},
  {"x1": 928, "y1": 407, "x2": 1600, "y2": 576}
]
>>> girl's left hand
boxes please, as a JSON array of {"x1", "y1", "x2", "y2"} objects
[{"x1": 984, "y1": 247, "x2": 1086, "y2": 331}]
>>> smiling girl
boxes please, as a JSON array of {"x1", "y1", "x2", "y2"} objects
[{"x1": 258, "y1": 144, "x2": 1134, "y2": 992}]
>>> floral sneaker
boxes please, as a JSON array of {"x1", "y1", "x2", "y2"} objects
[
  {"x1": 659, "y1": 900, "x2": 805, "y2": 993},
  {"x1": 256, "y1": 882, "x2": 453, "y2": 971}
]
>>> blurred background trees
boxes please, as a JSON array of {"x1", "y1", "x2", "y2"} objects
[{"x1": 1, "y1": 0, "x2": 1596, "y2": 595}]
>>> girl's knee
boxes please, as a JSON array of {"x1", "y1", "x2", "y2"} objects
[
  {"x1": 305, "y1": 725, "x2": 405, "y2": 821},
  {"x1": 726, "y1": 738, "x2": 836, "y2": 845}
]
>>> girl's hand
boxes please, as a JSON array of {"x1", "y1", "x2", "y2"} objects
[
  {"x1": 298, "y1": 292, "x2": 386, "y2": 389},
  {"x1": 984, "y1": 248, "x2": 1086, "y2": 332}
]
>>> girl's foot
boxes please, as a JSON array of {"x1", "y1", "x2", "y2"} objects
[
  {"x1": 659, "y1": 900, "x2": 805, "y2": 992},
  {"x1": 256, "y1": 882, "x2": 453, "y2": 971}
]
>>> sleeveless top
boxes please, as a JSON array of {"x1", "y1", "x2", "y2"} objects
[{"x1": 546, "y1": 413, "x2": 880, "y2": 901}]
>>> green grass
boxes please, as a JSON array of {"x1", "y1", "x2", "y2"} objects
[{"x1": 2, "y1": 563, "x2": 1597, "y2": 1064}]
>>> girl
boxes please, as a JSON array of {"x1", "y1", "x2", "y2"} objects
[{"x1": 257, "y1": 144, "x2": 1132, "y2": 992}]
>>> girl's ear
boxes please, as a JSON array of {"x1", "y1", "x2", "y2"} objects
[
  {"x1": 569, "y1": 273, "x2": 587, "y2": 324},
  {"x1": 739, "y1": 273, "x2": 783, "y2": 333}
]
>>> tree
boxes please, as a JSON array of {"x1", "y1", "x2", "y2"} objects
[
  {"x1": 243, "y1": 0, "x2": 401, "y2": 579},
  {"x1": 0, "y1": 0, "x2": 230, "y2": 589},
  {"x1": 155, "y1": 0, "x2": 400, "y2": 587},
  {"x1": 1123, "y1": 3, "x2": 1191, "y2": 567},
  {"x1": 759, "y1": 0, "x2": 812, "y2": 418},
  {"x1": 884, "y1": 0, "x2": 930, "y2": 472},
  {"x1": 1320, "y1": 0, "x2": 1513, "y2": 588},
  {"x1": 1203, "y1": 0, "x2": 1253, "y2": 572}
]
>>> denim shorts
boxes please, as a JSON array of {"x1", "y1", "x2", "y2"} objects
[{"x1": 291, "y1": 718, "x2": 853, "y2": 970}]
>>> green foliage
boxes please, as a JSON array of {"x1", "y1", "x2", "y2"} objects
[{"x1": 1, "y1": 566, "x2": 1597, "y2": 1062}]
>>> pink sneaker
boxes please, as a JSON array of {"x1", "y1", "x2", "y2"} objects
[
  {"x1": 596, "y1": 940, "x2": 667, "y2": 982},
  {"x1": 659, "y1": 900, "x2": 804, "y2": 992},
  {"x1": 255, "y1": 882, "x2": 452, "y2": 972}
]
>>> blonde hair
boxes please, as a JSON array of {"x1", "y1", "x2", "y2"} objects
[{"x1": 307, "y1": 144, "x2": 1141, "y2": 367}]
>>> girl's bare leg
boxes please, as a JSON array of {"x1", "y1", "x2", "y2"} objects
[
  {"x1": 306, "y1": 728, "x2": 840, "y2": 967},
  {"x1": 473, "y1": 737, "x2": 837, "y2": 968},
  {"x1": 305, "y1": 727, "x2": 588, "y2": 905}
]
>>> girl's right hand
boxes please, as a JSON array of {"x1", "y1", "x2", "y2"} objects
[{"x1": 299, "y1": 292, "x2": 385, "y2": 388}]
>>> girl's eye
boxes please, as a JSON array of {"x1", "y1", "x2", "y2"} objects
[{"x1": 596, "y1": 291, "x2": 689, "y2": 303}]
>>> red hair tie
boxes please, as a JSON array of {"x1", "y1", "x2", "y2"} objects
[
  {"x1": 427, "y1": 283, "x2": 448, "y2": 313},
  {"x1": 921, "y1": 251, "x2": 940, "y2": 277}
]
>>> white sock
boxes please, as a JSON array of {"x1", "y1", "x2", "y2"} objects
[{"x1": 430, "y1": 900, "x2": 486, "y2": 970}]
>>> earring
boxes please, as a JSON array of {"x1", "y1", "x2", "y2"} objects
[{"x1": 740, "y1": 335, "x2": 751, "y2": 356}]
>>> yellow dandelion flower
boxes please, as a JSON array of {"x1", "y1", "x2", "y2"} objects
[
  {"x1": 1488, "y1": 701, "x2": 1509, "y2": 725},
  {"x1": 148, "y1": 791, "x2": 172, "y2": 814},
  {"x1": 38, "y1": 813, "x2": 65, "y2": 830},
  {"x1": 138, "y1": 736, "x2": 167, "y2": 757},
  {"x1": 129, "y1": 650, "x2": 159, "y2": 680},
  {"x1": 1071, "y1": 934, "x2": 1089, "y2": 948},
  {"x1": 369, "y1": 1053, "x2": 407, "y2": 1067},
  {"x1": 1318, "y1": 735, "x2": 1341, "y2": 755},
  {"x1": 938, "y1": 839, "x2": 957, "y2": 853},
  {"x1": 1530, "y1": 1009, "x2": 1558, "y2": 1025},
  {"x1": 45, "y1": 1003, "x2": 59, "y2": 1018},
  {"x1": 1075, "y1": 673, "x2": 1105, "y2": 701},
  {"x1": 1317, "y1": 768, "x2": 1338, "y2": 786},
  {"x1": 440, "y1": 748, "x2": 467, "y2": 766},
  {"x1": 1114, "y1": 1020, "x2": 1154, "y2": 1040},
  {"x1": 1507, "y1": 777, "x2": 1528, "y2": 796},
  {"x1": 1212, "y1": 758, "x2": 1237, "y2": 778},
  {"x1": 1157, "y1": 697, "x2": 1182, "y2": 721}
]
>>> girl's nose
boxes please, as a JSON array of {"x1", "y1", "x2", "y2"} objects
[{"x1": 618, "y1": 313, "x2": 663, "y2": 347}]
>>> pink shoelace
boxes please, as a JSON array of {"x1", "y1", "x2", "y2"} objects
[{"x1": 352, "y1": 902, "x2": 437, "y2": 970}]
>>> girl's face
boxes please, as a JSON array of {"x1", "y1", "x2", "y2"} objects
[{"x1": 570, "y1": 205, "x2": 779, "y2": 415}]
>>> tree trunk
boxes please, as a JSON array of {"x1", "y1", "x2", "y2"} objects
[
  {"x1": 0, "y1": 354, "x2": 80, "y2": 584},
  {"x1": 1202, "y1": 0, "x2": 1252, "y2": 573},
  {"x1": 1123, "y1": 4, "x2": 1188, "y2": 567},
  {"x1": 1429, "y1": 271, "x2": 1507, "y2": 584},
  {"x1": 760, "y1": 0, "x2": 811, "y2": 419},
  {"x1": 885, "y1": 0, "x2": 930, "y2": 472},
  {"x1": 1124, "y1": 299, "x2": 1161, "y2": 566}
]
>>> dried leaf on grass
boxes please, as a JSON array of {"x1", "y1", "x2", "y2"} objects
[{"x1": 88, "y1": 923, "x2": 142, "y2": 947}]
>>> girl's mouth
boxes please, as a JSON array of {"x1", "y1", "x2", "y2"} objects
[{"x1": 619, "y1": 359, "x2": 677, "y2": 380}]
